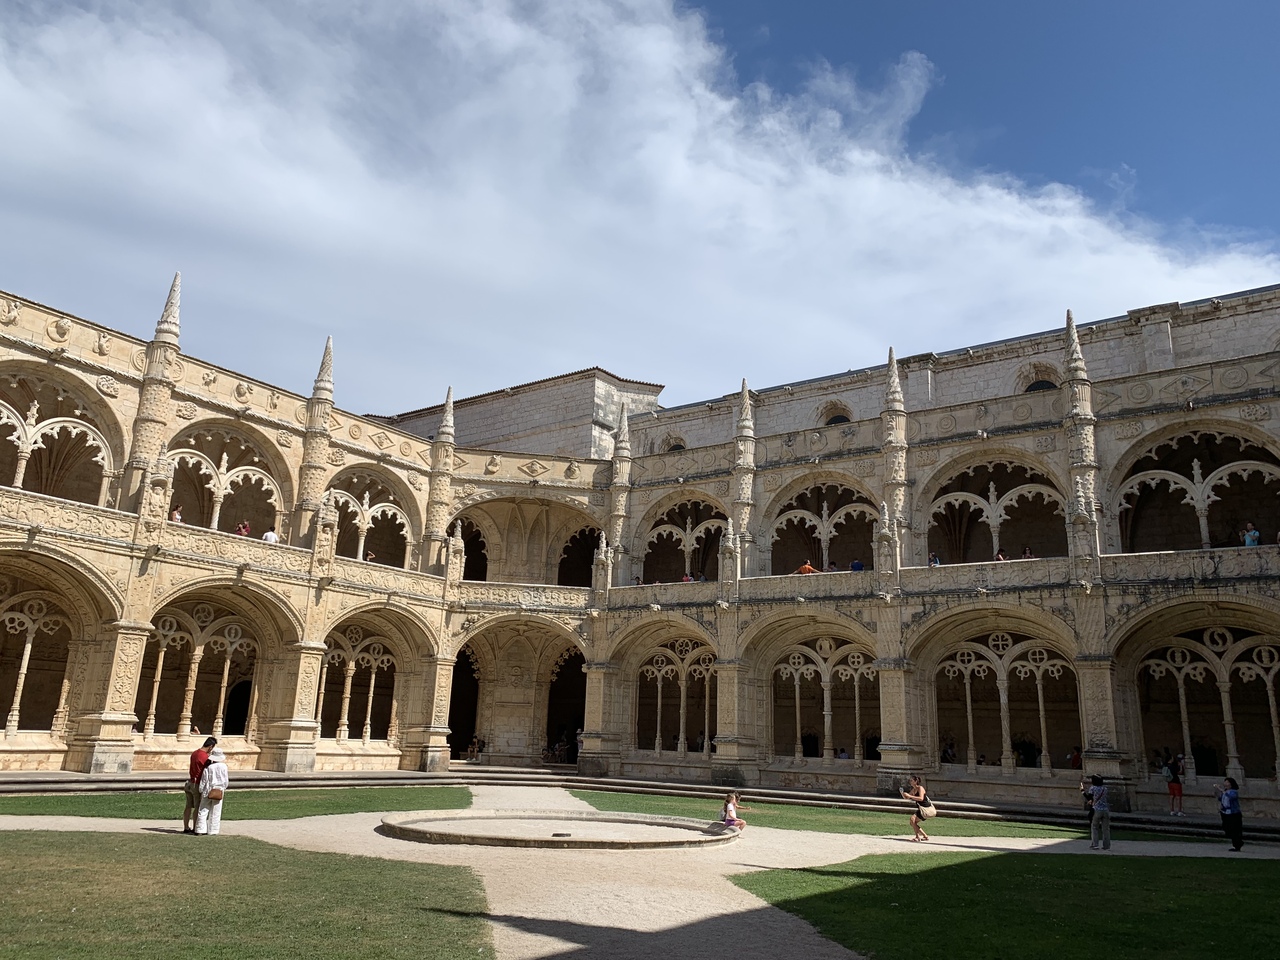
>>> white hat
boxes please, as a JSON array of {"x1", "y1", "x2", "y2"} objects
[{"x1": 208, "y1": 747, "x2": 226, "y2": 763}]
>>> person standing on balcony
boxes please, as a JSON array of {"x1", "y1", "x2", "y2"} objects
[
  {"x1": 794, "y1": 560, "x2": 817, "y2": 574},
  {"x1": 1240, "y1": 522, "x2": 1261, "y2": 546},
  {"x1": 261, "y1": 526, "x2": 279, "y2": 543}
]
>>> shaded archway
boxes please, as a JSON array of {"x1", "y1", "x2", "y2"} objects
[
  {"x1": 545, "y1": 647, "x2": 586, "y2": 763},
  {"x1": 557, "y1": 526, "x2": 599, "y2": 587},
  {"x1": 771, "y1": 483, "x2": 878, "y2": 573},
  {"x1": 642, "y1": 500, "x2": 725, "y2": 583},
  {"x1": 927, "y1": 462, "x2": 1067, "y2": 563},
  {"x1": 168, "y1": 422, "x2": 287, "y2": 537},
  {"x1": 635, "y1": 637, "x2": 718, "y2": 757},
  {"x1": 326, "y1": 468, "x2": 413, "y2": 567},
  {"x1": 448, "y1": 645, "x2": 480, "y2": 759}
]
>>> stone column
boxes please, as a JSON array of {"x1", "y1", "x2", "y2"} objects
[
  {"x1": 63, "y1": 621, "x2": 151, "y2": 774},
  {"x1": 399, "y1": 655, "x2": 455, "y2": 773},
  {"x1": 423, "y1": 388, "x2": 457, "y2": 575},
  {"x1": 709, "y1": 659, "x2": 759, "y2": 786},
  {"x1": 732, "y1": 380, "x2": 756, "y2": 578},
  {"x1": 607, "y1": 403, "x2": 632, "y2": 585},
  {"x1": 1074, "y1": 654, "x2": 1129, "y2": 808},
  {"x1": 292, "y1": 338, "x2": 334, "y2": 547},
  {"x1": 873, "y1": 657, "x2": 927, "y2": 794},
  {"x1": 254, "y1": 639, "x2": 325, "y2": 773},
  {"x1": 579, "y1": 660, "x2": 621, "y2": 777}
]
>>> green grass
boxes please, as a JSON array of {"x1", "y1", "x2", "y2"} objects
[
  {"x1": 0, "y1": 785, "x2": 470, "y2": 820},
  {"x1": 735, "y1": 851, "x2": 1280, "y2": 960},
  {"x1": 0, "y1": 831, "x2": 491, "y2": 959},
  {"x1": 571, "y1": 789, "x2": 1117, "y2": 839}
]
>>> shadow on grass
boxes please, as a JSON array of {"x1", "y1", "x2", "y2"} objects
[{"x1": 735, "y1": 848, "x2": 1280, "y2": 960}]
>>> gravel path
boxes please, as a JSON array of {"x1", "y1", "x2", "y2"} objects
[{"x1": 3, "y1": 786, "x2": 1276, "y2": 960}]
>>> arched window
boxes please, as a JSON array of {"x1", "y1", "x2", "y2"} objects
[
  {"x1": 1024, "y1": 380, "x2": 1057, "y2": 392},
  {"x1": 643, "y1": 501, "x2": 726, "y2": 582}
]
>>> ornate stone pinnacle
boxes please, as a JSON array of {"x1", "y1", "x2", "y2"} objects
[
  {"x1": 155, "y1": 272, "x2": 181, "y2": 344},
  {"x1": 1065, "y1": 309, "x2": 1088, "y2": 381},
  {"x1": 614, "y1": 401, "x2": 631, "y2": 453},
  {"x1": 438, "y1": 386, "x2": 455, "y2": 442},
  {"x1": 885, "y1": 347, "x2": 904, "y2": 410},
  {"x1": 737, "y1": 378, "x2": 754, "y2": 436},
  {"x1": 312, "y1": 336, "x2": 334, "y2": 398}
]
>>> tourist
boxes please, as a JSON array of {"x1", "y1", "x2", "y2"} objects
[
  {"x1": 1086, "y1": 774, "x2": 1111, "y2": 850},
  {"x1": 1021, "y1": 545, "x2": 1034, "y2": 559},
  {"x1": 195, "y1": 746, "x2": 229, "y2": 836},
  {"x1": 632, "y1": 576, "x2": 642, "y2": 585},
  {"x1": 794, "y1": 560, "x2": 817, "y2": 574},
  {"x1": 1069, "y1": 746, "x2": 1083, "y2": 770},
  {"x1": 900, "y1": 775, "x2": 934, "y2": 841},
  {"x1": 721, "y1": 792, "x2": 746, "y2": 832},
  {"x1": 837, "y1": 746, "x2": 849, "y2": 759},
  {"x1": 994, "y1": 549, "x2": 1008, "y2": 561},
  {"x1": 1166, "y1": 753, "x2": 1186, "y2": 816},
  {"x1": 365, "y1": 551, "x2": 376, "y2": 562},
  {"x1": 1240, "y1": 522, "x2": 1261, "y2": 546},
  {"x1": 928, "y1": 552, "x2": 941, "y2": 567},
  {"x1": 825, "y1": 562, "x2": 838, "y2": 572},
  {"x1": 261, "y1": 526, "x2": 279, "y2": 543},
  {"x1": 850, "y1": 559, "x2": 865, "y2": 571},
  {"x1": 234, "y1": 519, "x2": 250, "y2": 536},
  {"x1": 1215, "y1": 777, "x2": 1244, "y2": 851},
  {"x1": 169, "y1": 505, "x2": 183, "y2": 523},
  {"x1": 977, "y1": 753, "x2": 987, "y2": 766},
  {"x1": 681, "y1": 573, "x2": 693, "y2": 582},
  {"x1": 465, "y1": 736, "x2": 479, "y2": 761},
  {"x1": 182, "y1": 736, "x2": 217, "y2": 834},
  {"x1": 1079, "y1": 776, "x2": 1095, "y2": 827}
]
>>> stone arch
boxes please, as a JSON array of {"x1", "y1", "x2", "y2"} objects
[
  {"x1": 325, "y1": 464, "x2": 420, "y2": 567},
  {"x1": 757, "y1": 471, "x2": 880, "y2": 535},
  {"x1": 0, "y1": 584, "x2": 77, "y2": 739},
  {"x1": 740, "y1": 611, "x2": 879, "y2": 763},
  {"x1": 1110, "y1": 598, "x2": 1280, "y2": 783},
  {"x1": 0, "y1": 359, "x2": 129, "y2": 460},
  {"x1": 816, "y1": 400, "x2": 854, "y2": 426},
  {"x1": 0, "y1": 361, "x2": 127, "y2": 506},
  {"x1": 450, "y1": 612, "x2": 586, "y2": 660},
  {"x1": 320, "y1": 601, "x2": 439, "y2": 660},
  {"x1": 450, "y1": 496, "x2": 602, "y2": 584},
  {"x1": 149, "y1": 576, "x2": 303, "y2": 648},
  {"x1": 315, "y1": 614, "x2": 412, "y2": 747},
  {"x1": 1012, "y1": 361, "x2": 1062, "y2": 395},
  {"x1": 606, "y1": 613, "x2": 718, "y2": 669},
  {"x1": 167, "y1": 419, "x2": 293, "y2": 538},
  {"x1": 907, "y1": 605, "x2": 1081, "y2": 772},
  {"x1": 917, "y1": 451, "x2": 1069, "y2": 564},
  {"x1": 638, "y1": 498, "x2": 727, "y2": 583},
  {"x1": 0, "y1": 542, "x2": 125, "y2": 628},
  {"x1": 766, "y1": 479, "x2": 879, "y2": 574},
  {"x1": 1105, "y1": 422, "x2": 1280, "y2": 552},
  {"x1": 555, "y1": 524, "x2": 600, "y2": 587},
  {"x1": 630, "y1": 490, "x2": 731, "y2": 551}
]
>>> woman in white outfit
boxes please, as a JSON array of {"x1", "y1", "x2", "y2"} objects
[{"x1": 195, "y1": 746, "x2": 229, "y2": 836}]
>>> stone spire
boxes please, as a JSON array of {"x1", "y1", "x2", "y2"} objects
[
  {"x1": 312, "y1": 336, "x2": 334, "y2": 400},
  {"x1": 885, "y1": 347, "x2": 904, "y2": 411},
  {"x1": 438, "y1": 386, "x2": 455, "y2": 444},
  {"x1": 608, "y1": 400, "x2": 633, "y2": 585},
  {"x1": 736, "y1": 379, "x2": 754, "y2": 437},
  {"x1": 154, "y1": 272, "x2": 181, "y2": 345},
  {"x1": 1064, "y1": 310, "x2": 1088, "y2": 382}
]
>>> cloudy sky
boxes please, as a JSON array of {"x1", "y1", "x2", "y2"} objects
[{"x1": 1, "y1": 1, "x2": 1277, "y2": 414}]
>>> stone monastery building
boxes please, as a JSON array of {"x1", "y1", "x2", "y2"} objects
[{"x1": 3, "y1": 275, "x2": 1280, "y2": 818}]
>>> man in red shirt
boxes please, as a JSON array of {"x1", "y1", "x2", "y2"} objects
[{"x1": 183, "y1": 737, "x2": 217, "y2": 834}]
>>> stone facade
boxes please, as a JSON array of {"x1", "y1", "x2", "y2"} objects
[{"x1": 3, "y1": 277, "x2": 1280, "y2": 819}]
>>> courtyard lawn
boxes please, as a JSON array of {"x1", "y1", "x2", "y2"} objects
[
  {"x1": 0, "y1": 785, "x2": 470, "y2": 820},
  {"x1": 0, "y1": 831, "x2": 491, "y2": 960},
  {"x1": 735, "y1": 851, "x2": 1279, "y2": 960},
  {"x1": 571, "y1": 789, "x2": 1120, "y2": 839}
]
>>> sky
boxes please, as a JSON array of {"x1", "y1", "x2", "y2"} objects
[{"x1": 1, "y1": 1, "x2": 1277, "y2": 415}]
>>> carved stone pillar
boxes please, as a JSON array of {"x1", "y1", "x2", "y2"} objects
[
  {"x1": 873, "y1": 657, "x2": 927, "y2": 793},
  {"x1": 254, "y1": 639, "x2": 324, "y2": 773},
  {"x1": 63, "y1": 621, "x2": 151, "y2": 774},
  {"x1": 121, "y1": 275, "x2": 181, "y2": 511},
  {"x1": 409, "y1": 655, "x2": 455, "y2": 772},
  {"x1": 709, "y1": 659, "x2": 759, "y2": 786},
  {"x1": 732, "y1": 380, "x2": 756, "y2": 578},
  {"x1": 423, "y1": 388, "x2": 456, "y2": 575},
  {"x1": 293, "y1": 338, "x2": 334, "y2": 547}
]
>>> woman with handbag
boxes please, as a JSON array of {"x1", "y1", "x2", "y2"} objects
[
  {"x1": 901, "y1": 775, "x2": 935, "y2": 841},
  {"x1": 195, "y1": 746, "x2": 230, "y2": 836}
]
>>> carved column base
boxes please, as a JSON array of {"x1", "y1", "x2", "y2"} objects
[
  {"x1": 576, "y1": 733, "x2": 620, "y2": 777},
  {"x1": 874, "y1": 741, "x2": 927, "y2": 796},
  {"x1": 63, "y1": 713, "x2": 137, "y2": 774},
  {"x1": 402, "y1": 725, "x2": 452, "y2": 772},
  {"x1": 256, "y1": 720, "x2": 319, "y2": 773}
]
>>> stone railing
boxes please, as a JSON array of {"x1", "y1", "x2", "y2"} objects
[
  {"x1": 900, "y1": 557, "x2": 1073, "y2": 594},
  {"x1": 632, "y1": 441, "x2": 735, "y2": 485},
  {"x1": 0, "y1": 487, "x2": 138, "y2": 543},
  {"x1": 611, "y1": 580, "x2": 720, "y2": 607},
  {"x1": 455, "y1": 581, "x2": 592, "y2": 610},
  {"x1": 1098, "y1": 544, "x2": 1280, "y2": 583},
  {"x1": 328, "y1": 555, "x2": 445, "y2": 596},
  {"x1": 737, "y1": 570, "x2": 877, "y2": 602},
  {"x1": 161, "y1": 522, "x2": 314, "y2": 576}
]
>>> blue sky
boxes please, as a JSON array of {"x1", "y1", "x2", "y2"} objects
[
  {"x1": 697, "y1": 1, "x2": 1279, "y2": 234},
  {"x1": 0, "y1": 2, "x2": 1276, "y2": 415}
]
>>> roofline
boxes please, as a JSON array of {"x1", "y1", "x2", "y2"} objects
[{"x1": 372, "y1": 366, "x2": 664, "y2": 422}]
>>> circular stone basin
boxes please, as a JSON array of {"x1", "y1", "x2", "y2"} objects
[{"x1": 380, "y1": 809, "x2": 740, "y2": 849}]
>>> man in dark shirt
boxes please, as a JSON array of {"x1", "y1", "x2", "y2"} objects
[{"x1": 183, "y1": 736, "x2": 217, "y2": 834}]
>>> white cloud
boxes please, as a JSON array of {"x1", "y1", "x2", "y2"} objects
[{"x1": 0, "y1": 0, "x2": 1275, "y2": 414}]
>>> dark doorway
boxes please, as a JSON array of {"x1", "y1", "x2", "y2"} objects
[
  {"x1": 545, "y1": 649, "x2": 586, "y2": 763},
  {"x1": 222, "y1": 681, "x2": 252, "y2": 736},
  {"x1": 448, "y1": 649, "x2": 480, "y2": 759}
]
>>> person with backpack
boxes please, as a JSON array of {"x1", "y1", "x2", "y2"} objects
[
  {"x1": 195, "y1": 747, "x2": 230, "y2": 836},
  {"x1": 1087, "y1": 775, "x2": 1111, "y2": 850}
]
